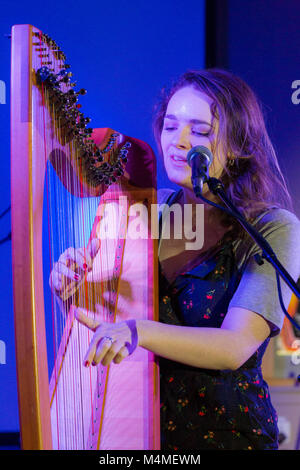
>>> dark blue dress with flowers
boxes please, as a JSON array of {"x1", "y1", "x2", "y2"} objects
[{"x1": 159, "y1": 192, "x2": 279, "y2": 450}]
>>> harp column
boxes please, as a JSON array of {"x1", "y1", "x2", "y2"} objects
[{"x1": 11, "y1": 24, "x2": 52, "y2": 450}]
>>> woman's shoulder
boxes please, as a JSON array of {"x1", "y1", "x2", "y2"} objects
[
  {"x1": 254, "y1": 207, "x2": 300, "y2": 229},
  {"x1": 252, "y1": 208, "x2": 300, "y2": 243},
  {"x1": 233, "y1": 207, "x2": 300, "y2": 269}
]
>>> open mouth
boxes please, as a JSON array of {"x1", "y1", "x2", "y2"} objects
[{"x1": 170, "y1": 154, "x2": 187, "y2": 165}]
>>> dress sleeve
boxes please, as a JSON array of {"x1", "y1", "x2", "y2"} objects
[{"x1": 228, "y1": 209, "x2": 300, "y2": 336}]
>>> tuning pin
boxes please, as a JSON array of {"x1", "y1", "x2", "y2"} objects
[
  {"x1": 57, "y1": 70, "x2": 72, "y2": 84},
  {"x1": 106, "y1": 166, "x2": 114, "y2": 174},
  {"x1": 65, "y1": 89, "x2": 76, "y2": 96},
  {"x1": 56, "y1": 68, "x2": 67, "y2": 77},
  {"x1": 76, "y1": 88, "x2": 87, "y2": 96},
  {"x1": 100, "y1": 162, "x2": 109, "y2": 170},
  {"x1": 63, "y1": 93, "x2": 77, "y2": 106},
  {"x1": 92, "y1": 173, "x2": 104, "y2": 184},
  {"x1": 97, "y1": 173, "x2": 104, "y2": 181},
  {"x1": 56, "y1": 50, "x2": 66, "y2": 61},
  {"x1": 36, "y1": 66, "x2": 51, "y2": 82}
]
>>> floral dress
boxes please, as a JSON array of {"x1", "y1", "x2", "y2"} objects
[{"x1": 159, "y1": 195, "x2": 279, "y2": 451}]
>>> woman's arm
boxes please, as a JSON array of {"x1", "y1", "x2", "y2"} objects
[
  {"x1": 76, "y1": 306, "x2": 271, "y2": 370},
  {"x1": 137, "y1": 307, "x2": 271, "y2": 370}
]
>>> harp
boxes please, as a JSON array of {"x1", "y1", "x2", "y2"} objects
[{"x1": 10, "y1": 24, "x2": 160, "y2": 450}]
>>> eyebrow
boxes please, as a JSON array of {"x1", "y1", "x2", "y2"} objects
[{"x1": 164, "y1": 114, "x2": 212, "y2": 127}]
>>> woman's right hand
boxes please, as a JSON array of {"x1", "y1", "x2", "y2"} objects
[{"x1": 49, "y1": 238, "x2": 100, "y2": 297}]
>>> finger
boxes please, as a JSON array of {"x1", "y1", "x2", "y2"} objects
[
  {"x1": 100, "y1": 339, "x2": 124, "y2": 366},
  {"x1": 69, "y1": 240, "x2": 100, "y2": 273},
  {"x1": 50, "y1": 265, "x2": 78, "y2": 293},
  {"x1": 86, "y1": 336, "x2": 113, "y2": 367},
  {"x1": 65, "y1": 248, "x2": 89, "y2": 272},
  {"x1": 75, "y1": 308, "x2": 101, "y2": 332},
  {"x1": 75, "y1": 247, "x2": 93, "y2": 271},
  {"x1": 95, "y1": 338, "x2": 124, "y2": 367},
  {"x1": 88, "y1": 238, "x2": 101, "y2": 260},
  {"x1": 56, "y1": 261, "x2": 81, "y2": 281},
  {"x1": 49, "y1": 269, "x2": 62, "y2": 292},
  {"x1": 82, "y1": 328, "x2": 106, "y2": 367},
  {"x1": 113, "y1": 345, "x2": 129, "y2": 364},
  {"x1": 59, "y1": 247, "x2": 86, "y2": 275},
  {"x1": 62, "y1": 247, "x2": 77, "y2": 264}
]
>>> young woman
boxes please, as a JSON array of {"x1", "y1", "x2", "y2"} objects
[{"x1": 51, "y1": 69, "x2": 300, "y2": 450}]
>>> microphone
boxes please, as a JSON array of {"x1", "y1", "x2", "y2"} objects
[{"x1": 187, "y1": 145, "x2": 213, "y2": 196}]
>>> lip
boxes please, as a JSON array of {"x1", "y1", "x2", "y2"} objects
[{"x1": 170, "y1": 154, "x2": 188, "y2": 166}]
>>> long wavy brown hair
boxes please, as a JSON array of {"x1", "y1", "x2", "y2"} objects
[{"x1": 153, "y1": 69, "x2": 293, "y2": 224}]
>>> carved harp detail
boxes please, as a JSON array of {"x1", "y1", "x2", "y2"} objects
[{"x1": 11, "y1": 24, "x2": 160, "y2": 450}]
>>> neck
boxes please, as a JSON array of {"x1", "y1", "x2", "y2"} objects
[
  {"x1": 180, "y1": 186, "x2": 216, "y2": 215},
  {"x1": 179, "y1": 186, "x2": 227, "y2": 237}
]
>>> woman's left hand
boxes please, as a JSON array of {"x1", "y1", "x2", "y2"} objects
[{"x1": 75, "y1": 308, "x2": 137, "y2": 367}]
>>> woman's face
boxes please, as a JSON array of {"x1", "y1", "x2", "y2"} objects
[{"x1": 160, "y1": 86, "x2": 225, "y2": 191}]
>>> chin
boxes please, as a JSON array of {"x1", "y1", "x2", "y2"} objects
[
  {"x1": 165, "y1": 165, "x2": 192, "y2": 189},
  {"x1": 167, "y1": 174, "x2": 192, "y2": 190}
]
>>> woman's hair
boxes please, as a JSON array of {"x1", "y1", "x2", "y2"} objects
[{"x1": 153, "y1": 68, "x2": 293, "y2": 222}]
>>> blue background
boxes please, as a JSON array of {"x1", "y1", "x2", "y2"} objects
[
  {"x1": 0, "y1": 0, "x2": 205, "y2": 433},
  {"x1": 228, "y1": 0, "x2": 300, "y2": 220}
]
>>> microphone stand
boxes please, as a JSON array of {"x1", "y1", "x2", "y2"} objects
[{"x1": 194, "y1": 176, "x2": 300, "y2": 329}]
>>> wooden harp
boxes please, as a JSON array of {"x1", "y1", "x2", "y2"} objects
[{"x1": 10, "y1": 24, "x2": 160, "y2": 450}]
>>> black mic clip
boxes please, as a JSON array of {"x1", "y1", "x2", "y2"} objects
[{"x1": 187, "y1": 146, "x2": 213, "y2": 197}]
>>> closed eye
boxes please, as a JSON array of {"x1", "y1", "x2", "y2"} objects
[{"x1": 192, "y1": 130, "x2": 210, "y2": 136}]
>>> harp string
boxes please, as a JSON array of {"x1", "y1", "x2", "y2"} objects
[
  {"x1": 36, "y1": 30, "x2": 62, "y2": 448},
  {"x1": 36, "y1": 28, "x2": 83, "y2": 447},
  {"x1": 54, "y1": 45, "x2": 71, "y2": 449},
  {"x1": 66, "y1": 97, "x2": 89, "y2": 449},
  {"x1": 78, "y1": 156, "x2": 96, "y2": 443},
  {"x1": 35, "y1": 27, "x2": 128, "y2": 448}
]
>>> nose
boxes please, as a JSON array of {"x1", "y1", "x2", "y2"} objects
[{"x1": 173, "y1": 125, "x2": 191, "y2": 150}]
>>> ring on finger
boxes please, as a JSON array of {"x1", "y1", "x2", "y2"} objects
[
  {"x1": 92, "y1": 336, "x2": 114, "y2": 366},
  {"x1": 102, "y1": 336, "x2": 114, "y2": 346}
]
